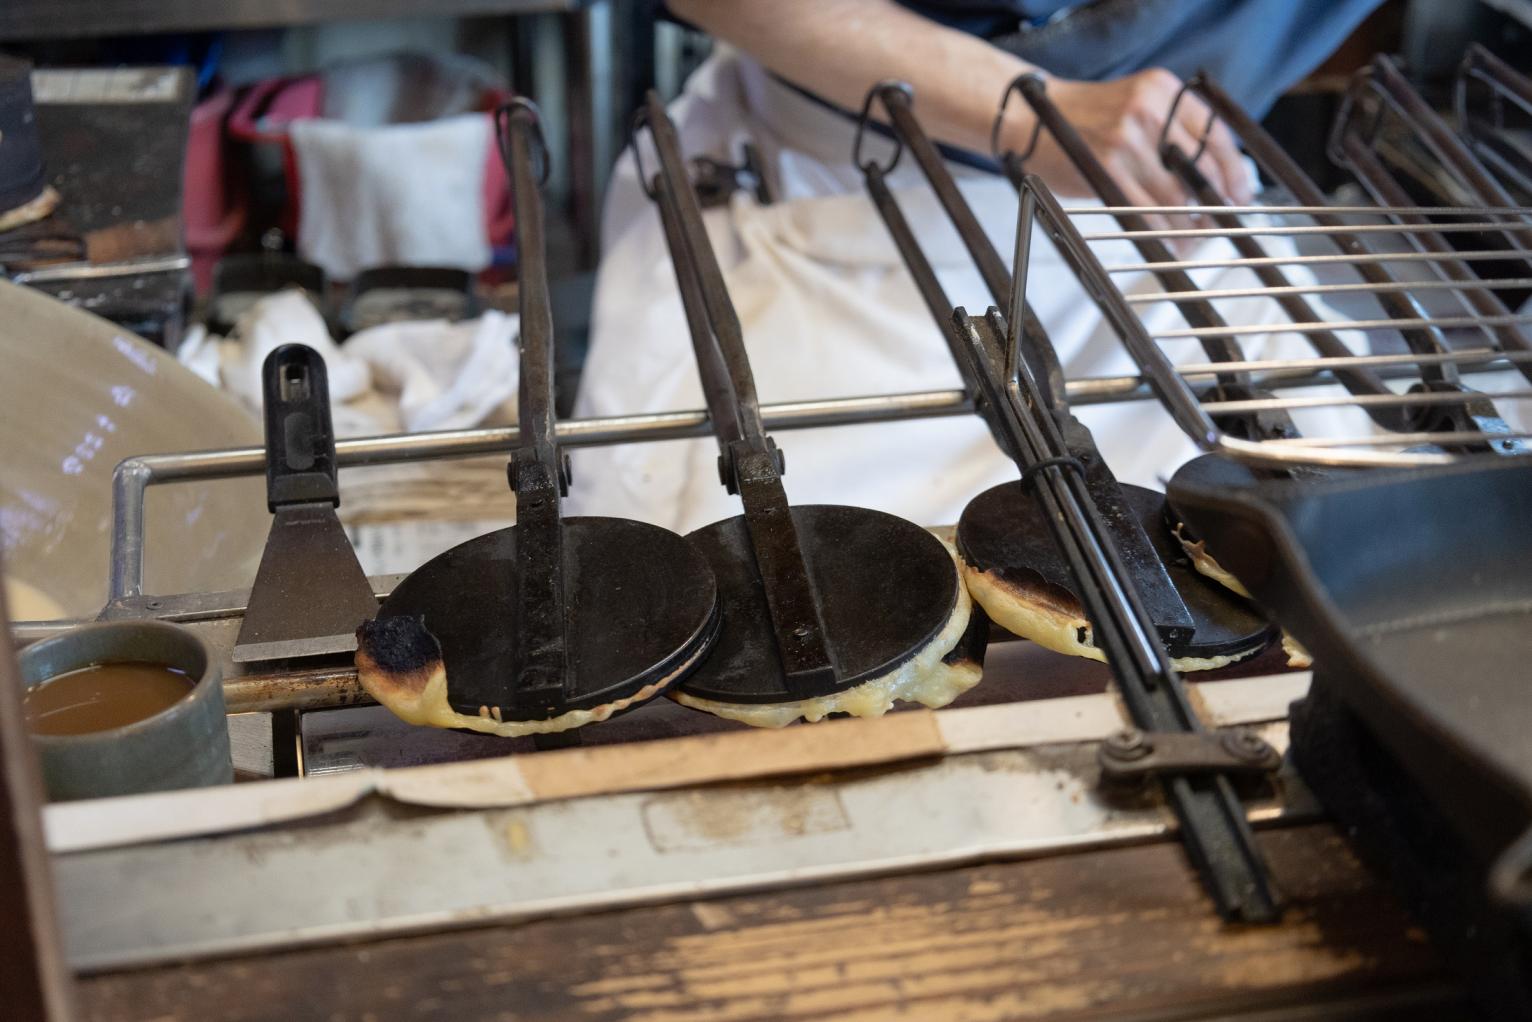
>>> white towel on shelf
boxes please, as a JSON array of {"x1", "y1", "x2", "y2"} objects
[{"x1": 289, "y1": 113, "x2": 492, "y2": 281}]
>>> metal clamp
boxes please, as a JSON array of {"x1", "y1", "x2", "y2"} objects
[{"x1": 1098, "y1": 727, "x2": 1280, "y2": 784}]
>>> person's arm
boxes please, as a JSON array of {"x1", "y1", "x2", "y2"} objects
[{"x1": 667, "y1": 0, "x2": 1253, "y2": 206}]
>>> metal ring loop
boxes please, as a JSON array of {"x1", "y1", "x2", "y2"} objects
[
  {"x1": 852, "y1": 80, "x2": 912, "y2": 175},
  {"x1": 991, "y1": 72, "x2": 1046, "y2": 165},
  {"x1": 630, "y1": 107, "x2": 659, "y2": 201},
  {"x1": 1157, "y1": 71, "x2": 1218, "y2": 166},
  {"x1": 494, "y1": 97, "x2": 551, "y2": 186}
]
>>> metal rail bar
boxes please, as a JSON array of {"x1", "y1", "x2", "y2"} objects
[
  {"x1": 1123, "y1": 275, "x2": 1532, "y2": 303},
  {"x1": 1267, "y1": 429, "x2": 1532, "y2": 448},
  {"x1": 1153, "y1": 311, "x2": 1532, "y2": 340},
  {"x1": 107, "y1": 390, "x2": 976, "y2": 601},
  {"x1": 1172, "y1": 349, "x2": 1532, "y2": 374},
  {"x1": 1072, "y1": 203, "x2": 1532, "y2": 216},
  {"x1": 1081, "y1": 219, "x2": 1532, "y2": 241},
  {"x1": 1106, "y1": 246, "x2": 1532, "y2": 274},
  {"x1": 1199, "y1": 388, "x2": 1532, "y2": 415}
]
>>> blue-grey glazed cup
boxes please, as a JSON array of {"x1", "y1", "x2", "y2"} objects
[{"x1": 18, "y1": 620, "x2": 232, "y2": 801}]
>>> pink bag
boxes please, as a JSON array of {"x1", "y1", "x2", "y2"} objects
[{"x1": 182, "y1": 88, "x2": 246, "y2": 293}]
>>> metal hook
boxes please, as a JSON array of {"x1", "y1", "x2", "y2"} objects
[
  {"x1": 1157, "y1": 71, "x2": 1218, "y2": 166},
  {"x1": 494, "y1": 97, "x2": 551, "y2": 186},
  {"x1": 991, "y1": 73, "x2": 1046, "y2": 166},
  {"x1": 1326, "y1": 67, "x2": 1380, "y2": 168},
  {"x1": 852, "y1": 80, "x2": 912, "y2": 175}
]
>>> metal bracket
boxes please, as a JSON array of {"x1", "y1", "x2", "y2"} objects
[
  {"x1": 690, "y1": 144, "x2": 774, "y2": 208},
  {"x1": 1098, "y1": 727, "x2": 1280, "y2": 784}
]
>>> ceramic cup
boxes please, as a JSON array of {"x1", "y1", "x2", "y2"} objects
[{"x1": 18, "y1": 620, "x2": 232, "y2": 801}]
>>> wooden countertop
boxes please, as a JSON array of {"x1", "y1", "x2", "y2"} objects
[{"x1": 77, "y1": 823, "x2": 1466, "y2": 1021}]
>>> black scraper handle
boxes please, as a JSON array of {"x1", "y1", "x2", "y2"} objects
[{"x1": 260, "y1": 344, "x2": 339, "y2": 511}]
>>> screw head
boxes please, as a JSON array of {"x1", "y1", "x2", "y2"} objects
[
  {"x1": 1104, "y1": 728, "x2": 1152, "y2": 760},
  {"x1": 1221, "y1": 729, "x2": 1274, "y2": 764}
]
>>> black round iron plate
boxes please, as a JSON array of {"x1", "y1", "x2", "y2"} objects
[
  {"x1": 678, "y1": 505, "x2": 959, "y2": 704},
  {"x1": 378, "y1": 516, "x2": 720, "y2": 719},
  {"x1": 957, "y1": 480, "x2": 1272, "y2": 660}
]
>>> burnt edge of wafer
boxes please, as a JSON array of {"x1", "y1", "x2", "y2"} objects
[
  {"x1": 357, "y1": 615, "x2": 441, "y2": 674},
  {"x1": 959, "y1": 552, "x2": 1094, "y2": 650},
  {"x1": 356, "y1": 615, "x2": 443, "y2": 702},
  {"x1": 943, "y1": 601, "x2": 990, "y2": 670}
]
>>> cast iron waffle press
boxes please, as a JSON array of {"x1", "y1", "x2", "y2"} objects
[
  {"x1": 854, "y1": 82, "x2": 1272, "y2": 667},
  {"x1": 1169, "y1": 454, "x2": 1532, "y2": 1016},
  {"x1": 355, "y1": 100, "x2": 719, "y2": 736},
  {"x1": 949, "y1": 300, "x2": 1281, "y2": 920},
  {"x1": 635, "y1": 93, "x2": 986, "y2": 725}
]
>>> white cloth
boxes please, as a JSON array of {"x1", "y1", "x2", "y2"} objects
[
  {"x1": 343, "y1": 310, "x2": 520, "y2": 433},
  {"x1": 567, "y1": 52, "x2": 1358, "y2": 533},
  {"x1": 178, "y1": 289, "x2": 518, "y2": 438},
  {"x1": 290, "y1": 113, "x2": 492, "y2": 280},
  {"x1": 190, "y1": 288, "x2": 372, "y2": 412}
]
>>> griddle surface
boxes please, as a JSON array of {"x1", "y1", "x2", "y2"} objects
[
  {"x1": 378, "y1": 516, "x2": 719, "y2": 719},
  {"x1": 679, "y1": 505, "x2": 959, "y2": 704},
  {"x1": 957, "y1": 480, "x2": 1272, "y2": 660}
]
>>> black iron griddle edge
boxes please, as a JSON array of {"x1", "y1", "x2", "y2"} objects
[
  {"x1": 499, "y1": 99, "x2": 571, "y2": 715},
  {"x1": 855, "y1": 82, "x2": 1196, "y2": 647},
  {"x1": 638, "y1": 92, "x2": 838, "y2": 697},
  {"x1": 950, "y1": 162, "x2": 1280, "y2": 921}
]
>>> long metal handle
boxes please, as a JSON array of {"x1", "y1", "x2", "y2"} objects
[
  {"x1": 498, "y1": 98, "x2": 568, "y2": 712},
  {"x1": 864, "y1": 83, "x2": 1068, "y2": 410},
  {"x1": 858, "y1": 82, "x2": 1195, "y2": 642},
  {"x1": 963, "y1": 300, "x2": 1281, "y2": 922},
  {"x1": 639, "y1": 92, "x2": 835, "y2": 695},
  {"x1": 640, "y1": 91, "x2": 768, "y2": 455}
]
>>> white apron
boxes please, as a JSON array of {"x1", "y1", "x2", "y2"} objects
[{"x1": 566, "y1": 52, "x2": 1359, "y2": 533}]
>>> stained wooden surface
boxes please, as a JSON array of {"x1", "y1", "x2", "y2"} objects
[{"x1": 77, "y1": 824, "x2": 1464, "y2": 1021}]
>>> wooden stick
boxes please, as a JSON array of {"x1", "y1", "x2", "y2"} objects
[{"x1": 0, "y1": 557, "x2": 77, "y2": 1018}]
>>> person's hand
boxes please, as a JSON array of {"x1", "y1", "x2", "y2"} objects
[{"x1": 1007, "y1": 68, "x2": 1254, "y2": 214}]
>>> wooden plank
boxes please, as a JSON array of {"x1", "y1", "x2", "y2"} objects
[
  {"x1": 76, "y1": 825, "x2": 1463, "y2": 1020},
  {"x1": 0, "y1": 569, "x2": 77, "y2": 1019}
]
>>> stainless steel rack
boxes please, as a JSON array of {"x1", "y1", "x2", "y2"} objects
[{"x1": 1004, "y1": 69, "x2": 1532, "y2": 469}]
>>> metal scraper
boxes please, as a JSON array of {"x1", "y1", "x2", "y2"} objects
[{"x1": 233, "y1": 344, "x2": 378, "y2": 662}]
